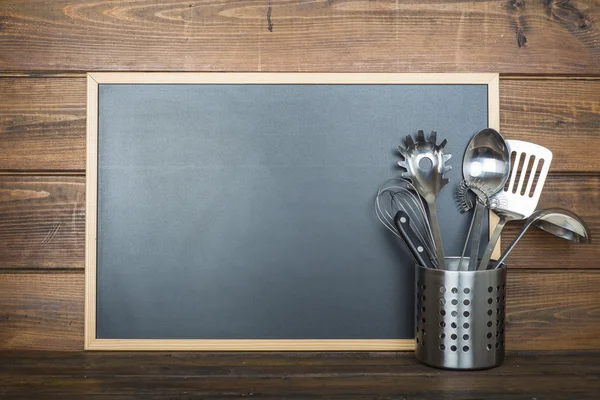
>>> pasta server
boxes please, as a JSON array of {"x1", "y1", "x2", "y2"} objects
[{"x1": 398, "y1": 130, "x2": 451, "y2": 270}]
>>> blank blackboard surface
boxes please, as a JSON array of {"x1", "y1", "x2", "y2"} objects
[{"x1": 86, "y1": 73, "x2": 498, "y2": 350}]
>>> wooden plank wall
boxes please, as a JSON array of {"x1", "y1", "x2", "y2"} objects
[{"x1": 0, "y1": 0, "x2": 599, "y2": 351}]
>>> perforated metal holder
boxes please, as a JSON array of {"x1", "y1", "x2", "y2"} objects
[{"x1": 415, "y1": 257, "x2": 507, "y2": 370}]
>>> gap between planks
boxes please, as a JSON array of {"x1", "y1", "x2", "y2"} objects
[
  {"x1": 0, "y1": 268, "x2": 84, "y2": 274},
  {"x1": 0, "y1": 170, "x2": 86, "y2": 176}
]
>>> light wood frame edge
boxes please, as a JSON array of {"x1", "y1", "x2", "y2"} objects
[
  {"x1": 88, "y1": 72, "x2": 499, "y2": 85},
  {"x1": 85, "y1": 72, "x2": 499, "y2": 351},
  {"x1": 86, "y1": 339, "x2": 414, "y2": 351},
  {"x1": 487, "y1": 74, "x2": 502, "y2": 260},
  {"x1": 85, "y1": 73, "x2": 99, "y2": 350}
]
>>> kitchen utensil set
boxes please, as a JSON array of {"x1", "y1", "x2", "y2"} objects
[{"x1": 375, "y1": 128, "x2": 591, "y2": 271}]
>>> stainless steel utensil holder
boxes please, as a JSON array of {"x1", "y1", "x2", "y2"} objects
[{"x1": 415, "y1": 257, "x2": 507, "y2": 370}]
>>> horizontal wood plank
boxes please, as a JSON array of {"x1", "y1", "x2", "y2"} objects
[
  {"x1": 1, "y1": 77, "x2": 599, "y2": 172},
  {"x1": 0, "y1": 0, "x2": 599, "y2": 73},
  {"x1": 0, "y1": 174, "x2": 597, "y2": 270},
  {"x1": 0, "y1": 273, "x2": 84, "y2": 351},
  {"x1": 2, "y1": 351, "x2": 600, "y2": 399},
  {"x1": 2, "y1": 350, "x2": 600, "y2": 376},
  {"x1": 1, "y1": 270, "x2": 599, "y2": 350},
  {"x1": 0, "y1": 176, "x2": 84, "y2": 269},
  {"x1": 1, "y1": 351, "x2": 599, "y2": 400},
  {"x1": 501, "y1": 175, "x2": 599, "y2": 268},
  {"x1": 1, "y1": 370, "x2": 599, "y2": 398},
  {"x1": 0, "y1": 78, "x2": 86, "y2": 171},
  {"x1": 506, "y1": 270, "x2": 600, "y2": 350},
  {"x1": 501, "y1": 79, "x2": 600, "y2": 173}
]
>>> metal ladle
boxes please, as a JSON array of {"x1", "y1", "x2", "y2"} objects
[
  {"x1": 494, "y1": 208, "x2": 592, "y2": 267},
  {"x1": 460, "y1": 128, "x2": 511, "y2": 270}
]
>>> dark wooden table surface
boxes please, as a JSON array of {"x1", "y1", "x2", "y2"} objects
[{"x1": 1, "y1": 351, "x2": 599, "y2": 399}]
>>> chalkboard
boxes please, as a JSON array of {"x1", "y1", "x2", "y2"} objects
[{"x1": 85, "y1": 73, "x2": 499, "y2": 350}]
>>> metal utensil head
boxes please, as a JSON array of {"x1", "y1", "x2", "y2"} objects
[
  {"x1": 495, "y1": 207, "x2": 591, "y2": 267},
  {"x1": 461, "y1": 129, "x2": 510, "y2": 272},
  {"x1": 375, "y1": 178, "x2": 439, "y2": 267},
  {"x1": 491, "y1": 140, "x2": 553, "y2": 220},
  {"x1": 375, "y1": 178, "x2": 430, "y2": 233},
  {"x1": 455, "y1": 180, "x2": 475, "y2": 213},
  {"x1": 456, "y1": 179, "x2": 507, "y2": 212},
  {"x1": 462, "y1": 128, "x2": 510, "y2": 197},
  {"x1": 533, "y1": 208, "x2": 591, "y2": 243},
  {"x1": 398, "y1": 130, "x2": 452, "y2": 203}
]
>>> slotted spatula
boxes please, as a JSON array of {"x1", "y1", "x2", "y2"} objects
[{"x1": 477, "y1": 140, "x2": 553, "y2": 270}]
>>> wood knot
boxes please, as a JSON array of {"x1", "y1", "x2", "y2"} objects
[
  {"x1": 516, "y1": 28, "x2": 528, "y2": 47},
  {"x1": 545, "y1": 0, "x2": 592, "y2": 29},
  {"x1": 0, "y1": 189, "x2": 50, "y2": 202},
  {"x1": 266, "y1": 5, "x2": 273, "y2": 32},
  {"x1": 511, "y1": 0, "x2": 525, "y2": 11}
]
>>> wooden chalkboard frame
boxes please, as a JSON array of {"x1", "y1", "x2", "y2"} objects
[{"x1": 85, "y1": 73, "x2": 500, "y2": 351}]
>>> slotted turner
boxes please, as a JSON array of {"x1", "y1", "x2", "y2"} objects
[{"x1": 477, "y1": 140, "x2": 553, "y2": 270}]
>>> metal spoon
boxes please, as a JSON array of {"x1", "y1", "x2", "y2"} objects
[
  {"x1": 494, "y1": 208, "x2": 592, "y2": 267},
  {"x1": 460, "y1": 128, "x2": 510, "y2": 271}
]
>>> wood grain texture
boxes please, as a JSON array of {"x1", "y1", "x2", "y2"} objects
[
  {"x1": 0, "y1": 273, "x2": 84, "y2": 351},
  {"x1": 0, "y1": 0, "x2": 599, "y2": 73},
  {"x1": 0, "y1": 176, "x2": 84, "y2": 269},
  {"x1": 501, "y1": 174, "x2": 599, "y2": 268},
  {"x1": 2, "y1": 77, "x2": 599, "y2": 172},
  {"x1": 506, "y1": 270, "x2": 600, "y2": 350},
  {"x1": 0, "y1": 174, "x2": 595, "y2": 270},
  {"x1": 1, "y1": 270, "x2": 599, "y2": 351},
  {"x1": 0, "y1": 352, "x2": 600, "y2": 400},
  {"x1": 3, "y1": 350, "x2": 600, "y2": 376},
  {"x1": 1, "y1": 352, "x2": 600, "y2": 399},
  {"x1": 501, "y1": 79, "x2": 600, "y2": 173},
  {"x1": 0, "y1": 78, "x2": 86, "y2": 171}
]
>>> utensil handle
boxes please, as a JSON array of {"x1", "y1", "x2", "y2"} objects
[
  {"x1": 495, "y1": 218, "x2": 537, "y2": 267},
  {"x1": 427, "y1": 203, "x2": 446, "y2": 270},
  {"x1": 394, "y1": 211, "x2": 435, "y2": 269},
  {"x1": 478, "y1": 217, "x2": 507, "y2": 271},
  {"x1": 468, "y1": 202, "x2": 485, "y2": 271},
  {"x1": 458, "y1": 206, "x2": 477, "y2": 272}
]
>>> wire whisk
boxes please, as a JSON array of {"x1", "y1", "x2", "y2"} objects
[{"x1": 375, "y1": 178, "x2": 439, "y2": 268}]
